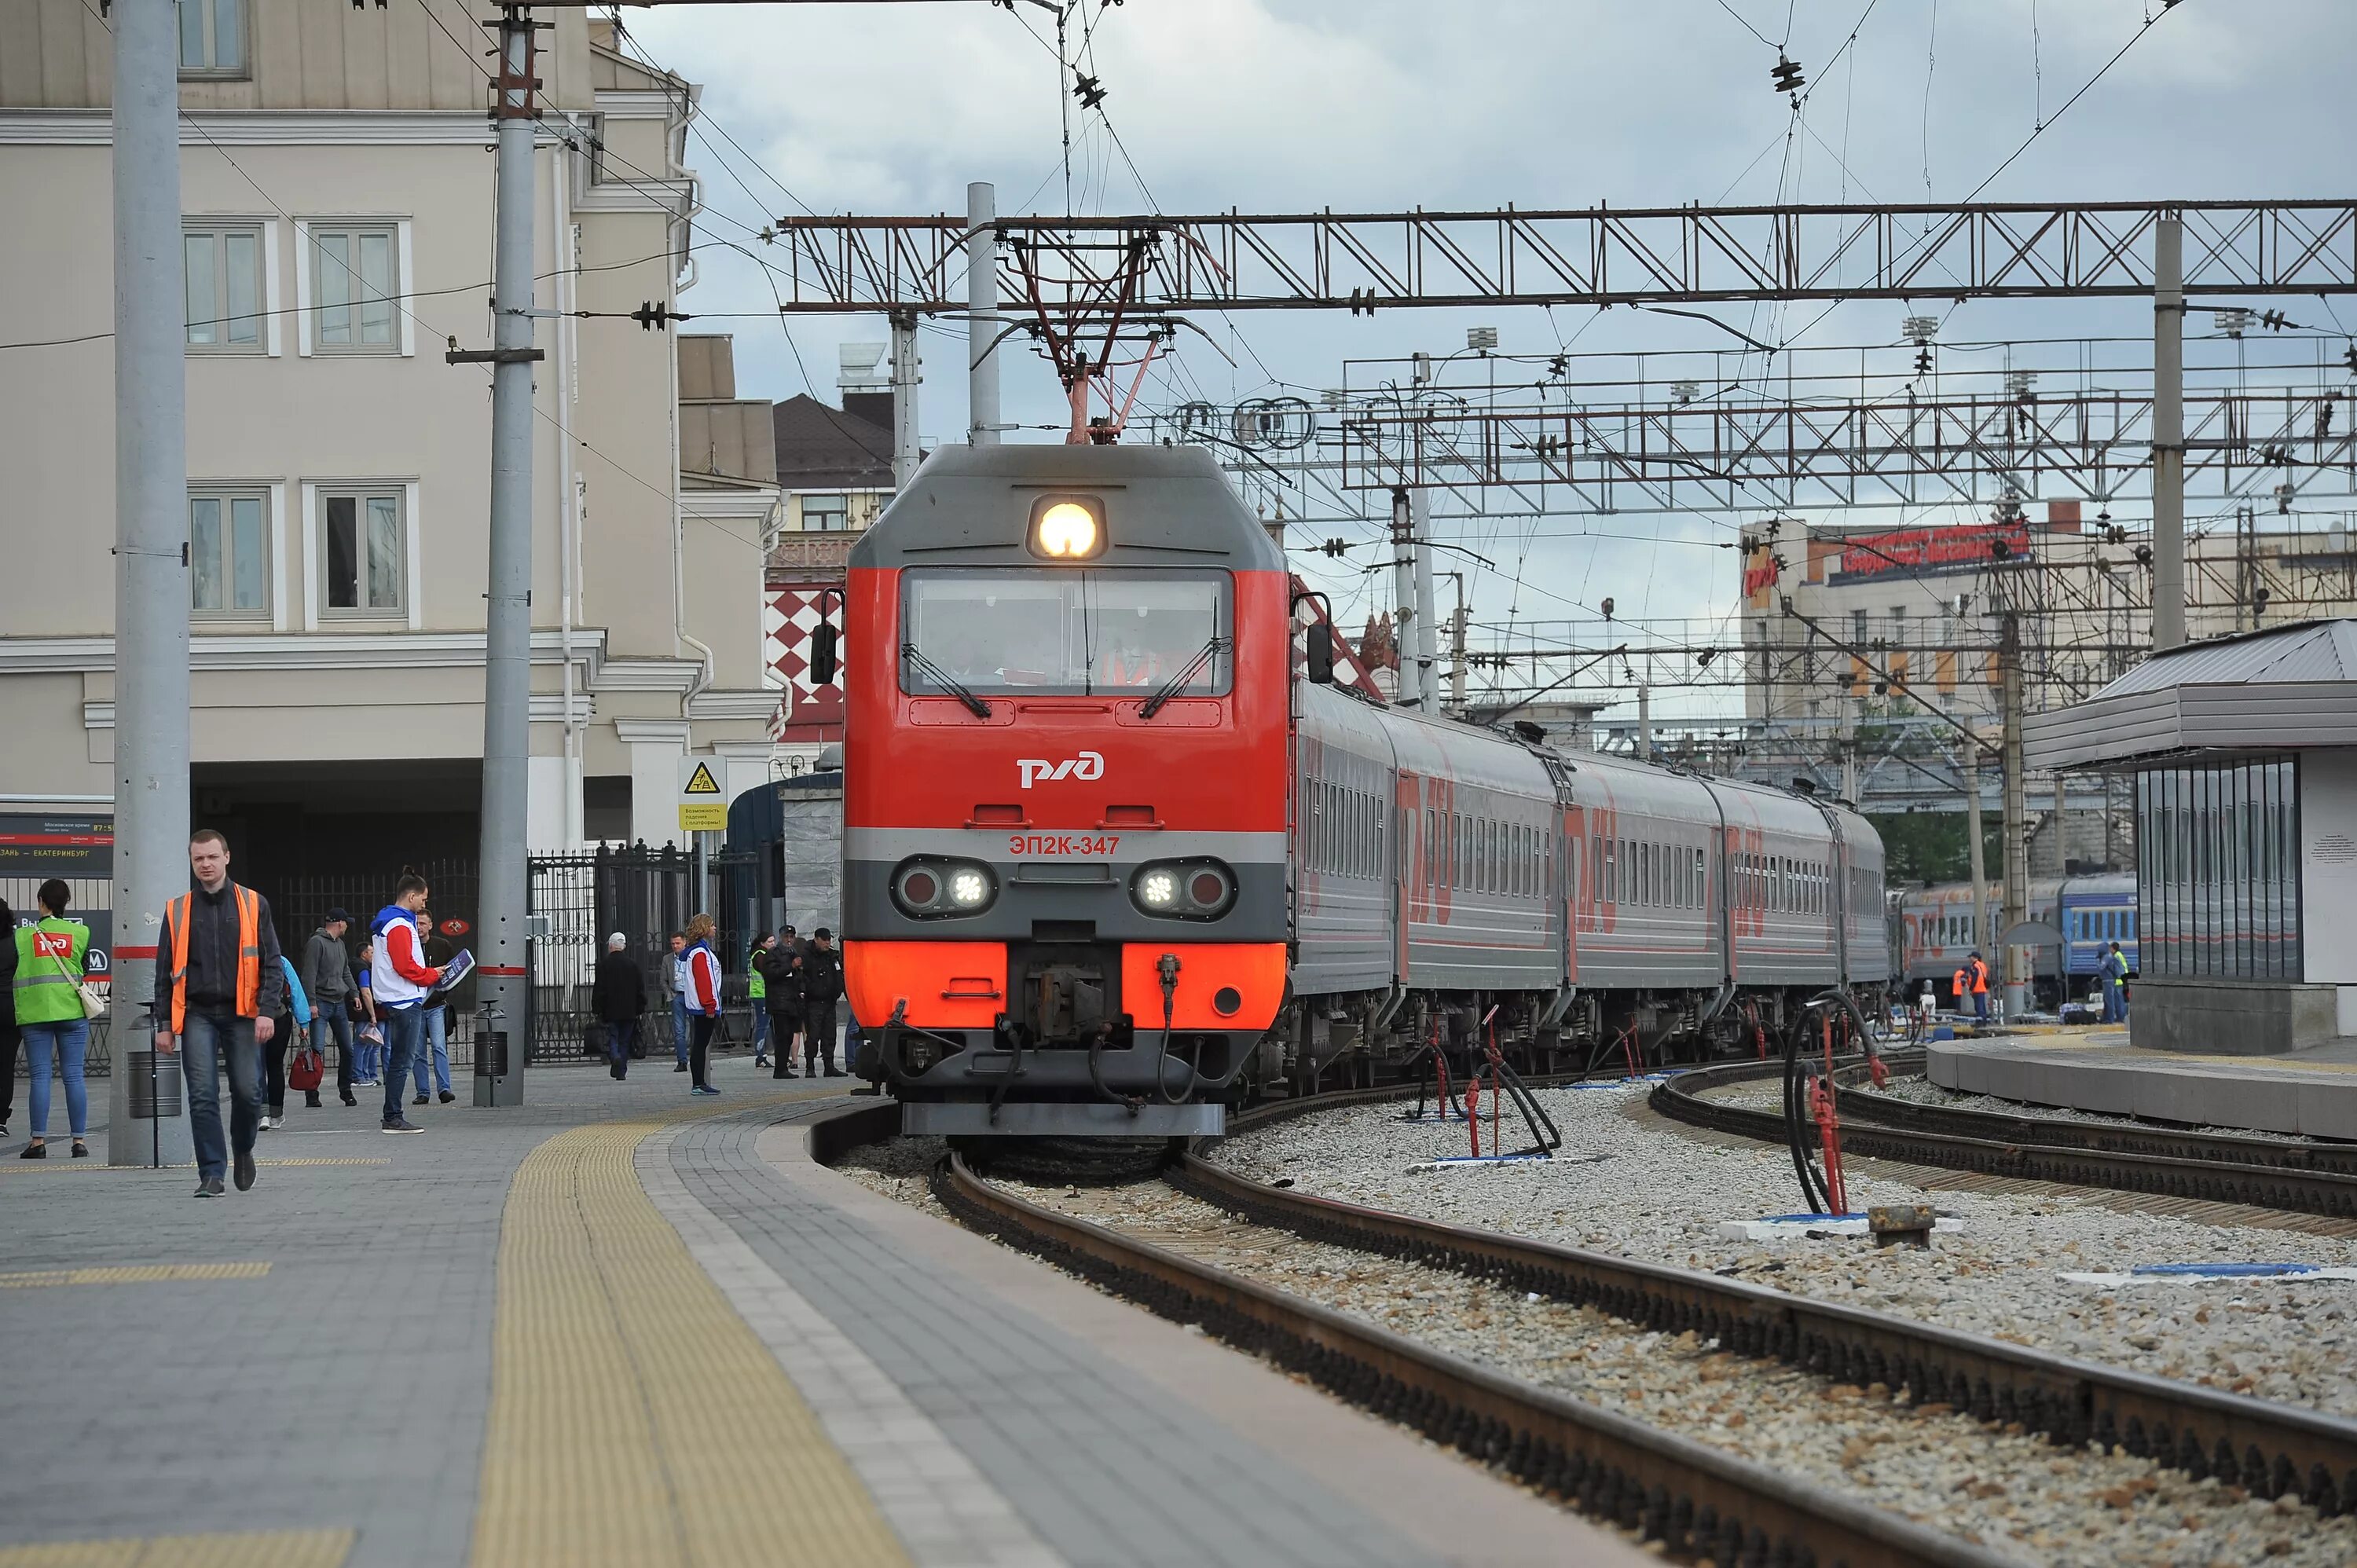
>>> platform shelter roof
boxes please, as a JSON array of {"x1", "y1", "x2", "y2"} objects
[{"x1": 2024, "y1": 617, "x2": 2357, "y2": 771}]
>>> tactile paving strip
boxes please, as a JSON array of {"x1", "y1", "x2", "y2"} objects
[
  {"x1": 0, "y1": 1262, "x2": 271, "y2": 1290},
  {"x1": 0, "y1": 1528, "x2": 352, "y2": 1567},
  {"x1": 470, "y1": 1101, "x2": 911, "y2": 1568}
]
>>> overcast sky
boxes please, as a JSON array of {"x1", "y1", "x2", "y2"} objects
[{"x1": 630, "y1": 0, "x2": 2355, "y2": 714}]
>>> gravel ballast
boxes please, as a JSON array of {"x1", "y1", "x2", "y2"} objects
[
  {"x1": 835, "y1": 1134, "x2": 2357, "y2": 1566},
  {"x1": 1213, "y1": 1082, "x2": 2357, "y2": 1416}
]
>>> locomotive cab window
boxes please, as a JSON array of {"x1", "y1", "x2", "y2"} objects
[{"x1": 900, "y1": 568, "x2": 1231, "y2": 698}]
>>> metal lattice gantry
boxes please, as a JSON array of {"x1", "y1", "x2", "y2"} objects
[
  {"x1": 1333, "y1": 387, "x2": 2357, "y2": 506},
  {"x1": 772, "y1": 200, "x2": 2357, "y2": 314}
]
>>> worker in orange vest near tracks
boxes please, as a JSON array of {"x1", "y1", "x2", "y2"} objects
[
  {"x1": 1951, "y1": 963, "x2": 1972, "y2": 1017},
  {"x1": 1967, "y1": 951, "x2": 1992, "y2": 1024}
]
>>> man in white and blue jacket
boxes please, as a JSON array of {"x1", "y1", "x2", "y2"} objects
[{"x1": 370, "y1": 874, "x2": 444, "y2": 1133}]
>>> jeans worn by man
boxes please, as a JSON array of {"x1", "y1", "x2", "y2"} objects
[
  {"x1": 410, "y1": 1005, "x2": 453, "y2": 1101},
  {"x1": 181, "y1": 1010, "x2": 263, "y2": 1186},
  {"x1": 672, "y1": 994, "x2": 691, "y2": 1070},
  {"x1": 312, "y1": 998, "x2": 357, "y2": 1105},
  {"x1": 379, "y1": 1004, "x2": 427, "y2": 1124}
]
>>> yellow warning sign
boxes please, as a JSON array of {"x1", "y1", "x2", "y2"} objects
[{"x1": 676, "y1": 757, "x2": 729, "y2": 833}]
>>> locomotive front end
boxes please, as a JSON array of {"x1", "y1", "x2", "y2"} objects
[{"x1": 842, "y1": 445, "x2": 1291, "y2": 1135}]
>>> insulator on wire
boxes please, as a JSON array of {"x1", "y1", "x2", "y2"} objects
[{"x1": 1770, "y1": 54, "x2": 1804, "y2": 94}]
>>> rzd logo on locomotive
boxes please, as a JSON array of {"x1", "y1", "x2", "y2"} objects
[{"x1": 1017, "y1": 750, "x2": 1105, "y2": 789}]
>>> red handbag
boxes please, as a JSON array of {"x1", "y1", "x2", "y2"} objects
[{"x1": 288, "y1": 1045, "x2": 325, "y2": 1092}]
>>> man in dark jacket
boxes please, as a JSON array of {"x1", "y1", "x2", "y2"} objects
[
  {"x1": 591, "y1": 933, "x2": 647, "y2": 1080},
  {"x1": 153, "y1": 830, "x2": 287, "y2": 1197},
  {"x1": 299, "y1": 910, "x2": 359, "y2": 1107},
  {"x1": 753, "y1": 929, "x2": 803, "y2": 1079},
  {"x1": 799, "y1": 929, "x2": 845, "y2": 1078}
]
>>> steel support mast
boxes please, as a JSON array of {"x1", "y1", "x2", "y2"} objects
[
  {"x1": 1411, "y1": 487, "x2": 1438, "y2": 712},
  {"x1": 108, "y1": 0, "x2": 192, "y2": 1166},
  {"x1": 1999, "y1": 612, "x2": 2030, "y2": 1019},
  {"x1": 2151, "y1": 212, "x2": 2187, "y2": 650},
  {"x1": 889, "y1": 308, "x2": 921, "y2": 485},
  {"x1": 1389, "y1": 488, "x2": 1419, "y2": 707},
  {"x1": 471, "y1": 5, "x2": 541, "y2": 1106}
]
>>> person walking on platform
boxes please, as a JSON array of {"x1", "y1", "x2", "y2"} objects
[
  {"x1": 799, "y1": 929, "x2": 845, "y2": 1078},
  {"x1": 0, "y1": 896, "x2": 18, "y2": 1143},
  {"x1": 682, "y1": 914, "x2": 722, "y2": 1095},
  {"x1": 2101, "y1": 941, "x2": 2132, "y2": 1024},
  {"x1": 592, "y1": 932, "x2": 646, "y2": 1080},
  {"x1": 154, "y1": 833, "x2": 286, "y2": 1193},
  {"x1": 663, "y1": 931, "x2": 691, "y2": 1073},
  {"x1": 14, "y1": 880, "x2": 95, "y2": 1160},
  {"x1": 756, "y1": 929, "x2": 802, "y2": 1079},
  {"x1": 1967, "y1": 951, "x2": 1991, "y2": 1024},
  {"x1": 352, "y1": 938, "x2": 383, "y2": 1087},
  {"x1": 747, "y1": 932, "x2": 772, "y2": 1068},
  {"x1": 301, "y1": 909, "x2": 359, "y2": 1107},
  {"x1": 261, "y1": 952, "x2": 313, "y2": 1130},
  {"x1": 368, "y1": 874, "x2": 444, "y2": 1135}
]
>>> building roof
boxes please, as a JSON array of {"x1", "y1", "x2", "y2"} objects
[
  {"x1": 772, "y1": 394, "x2": 893, "y2": 490},
  {"x1": 2024, "y1": 617, "x2": 2357, "y2": 770}
]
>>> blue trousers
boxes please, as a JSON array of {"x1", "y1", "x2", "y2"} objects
[
  {"x1": 672, "y1": 995, "x2": 691, "y2": 1064},
  {"x1": 606, "y1": 1017, "x2": 636, "y2": 1077},
  {"x1": 21, "y1": 1018, "x2": 90, "y2": 1141},
  {"x1": 180, "y1": 1012, "x2": 259, "y2": 1182},
  {"x1": 379, "y1": 1005, "x2": 425, "y2": 1123},
  {"x1": 410, "y1": 1006, "x2": 452, "y2": 1096}
]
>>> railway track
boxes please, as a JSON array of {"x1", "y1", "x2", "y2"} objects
[
  {"x1": 860, "y1": 1080, "x2": 2357, "y2": 1565},
  {"x1": 1651, "y1": 1054, "x2": 2357, "y2": 1222}
]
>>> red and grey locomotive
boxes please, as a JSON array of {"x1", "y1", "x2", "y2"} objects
[{"x1": 842, "y1": 443, "x2": 1888, "y2": 1136}]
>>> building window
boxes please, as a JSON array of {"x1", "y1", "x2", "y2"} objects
[
  {"x1": 321, "y1": 492, "x2": 405, "y2": 615},
  {"x1": 802, "y1": 494, "x2": 849, "y2": 532},
  {"x1": 178, "y1": 0, "x2": 245, "y2": 77},
  {"x1": 309, "y1": 226, "x2": 399, "y2": 353},
  {"x1": 185, "y1": 226, "x2": 264, "y2": 351},
  {"x1": 189, "y1": 491, "x2": 267, "y2": 617}
]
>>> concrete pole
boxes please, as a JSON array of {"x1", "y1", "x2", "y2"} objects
[
  {"x1": 473, "y1": 6, "x2": 538, "y2": 1108},
  {"x1": 1389, "y1": 488, "x2": 1419, "y2": 707},
  {"x1": 1963, "y1": 742, "x2": 1989, "y2": 975},
  {"x1": 1411, "y1": 487, "x2": 1438, "y2": 710},
  {"x1": 966, "y1": 181, "x2": 1001, "y2": 447},
  {"x1": 2052, "y1": 773, "x2": 2069, "y2": 875},
  {"x1": 1449, "y1": 581, "x2": 1468, "y2": 714},
  {"x1": 2152, "y1": 212, "x2": 2187, "y2": 650},
  {"x1": 1636, "y1": 685, "x2": 1652, "y2": 760},
  {"x1": 108, "y1": 0, "x2": 192, "y2": 1167},
  {"x1": 889, "y1": 309, "x2": 921, "y2": 488},
  {"x1": 2000, "y1": 613, "x2": 2030, "y2": 1018}
]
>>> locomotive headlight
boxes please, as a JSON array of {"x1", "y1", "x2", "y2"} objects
[
  {"x1": 893, "y1": 858, "x2": 996, "y2": 918},
  {"x1": 1028, "y1": 496, "x2": 1106, "y2": 560},
  {"x1": 1131, "y1": 859, "x2": 1236, "y2": 920}
]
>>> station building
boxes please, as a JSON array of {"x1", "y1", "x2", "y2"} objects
[{"x1": 0, "y1": 4, "x2": 783, "y2": 947}]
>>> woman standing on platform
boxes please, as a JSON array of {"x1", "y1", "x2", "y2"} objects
[
  {"x1": 13, "y1": 880, "x2": 92, "y2": 1159},
  {"x1": 682, "y1": 913, "x2": 723, "y2": 1096},
  {"x1": 260, "y1": 952, "x2": 313, "y2": 1130}
]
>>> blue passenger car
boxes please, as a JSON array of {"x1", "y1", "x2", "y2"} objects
[{"x1": 2058, "y1": 872, "x2": 2138, "y2": 983}]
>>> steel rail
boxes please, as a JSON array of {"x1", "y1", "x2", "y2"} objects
[
  {"x1": 933, "y1": 1146, "x2": 2012, "y2": 1568},
  {"x1": 1160, "y1": 1092, "x2": 2357, "y2": 1525},
  {"x1": 1651, "y1": 1057, "x2": 2357, "y2": 1221}
]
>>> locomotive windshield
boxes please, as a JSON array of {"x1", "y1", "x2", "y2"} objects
[{"x1": 901, "y1": 568, "x2": 1232, "y2": 698}]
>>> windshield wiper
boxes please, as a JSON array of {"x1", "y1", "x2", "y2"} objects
[
  {"x1": 902, "y1": 643, "x2": 992, "y2": 719},
  {"x1": 1138, "y1": 637, "x2": 1228, "y2": 720}
]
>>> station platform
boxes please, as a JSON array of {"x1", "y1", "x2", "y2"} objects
[
  {"x1": 0, "y1": 1068, "x2": 1644, "y2": 1568},
  {"x1": 1927, "y1": 1024, "x2": 2357, "y2": 1138}
]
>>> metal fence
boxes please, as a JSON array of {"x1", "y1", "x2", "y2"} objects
[{"x1": 525, "y1": 843, "x2": 772, "y2": 1063}]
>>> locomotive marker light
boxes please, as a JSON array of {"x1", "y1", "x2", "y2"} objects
[
  {"x1": 1028, "y1": 496, "x2": 1106, "y2": 559},
  {"x1": 1130, "y1": 858, "x2": 1236, "y2": 920},
  {"x1": 893, "y1": 857, "x2": 999, "y2": 918}
]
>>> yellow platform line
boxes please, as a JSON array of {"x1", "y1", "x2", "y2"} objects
[
  {"x1": 471, "y1": 1099, "x2": 911, "y2": 1568},
  {"x1": 0, "y1": 1528, "x2": 351, "y2": 1568},
  {"x1": 0, "y1": 1262, "x2": 270, "y2": 1290}
]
